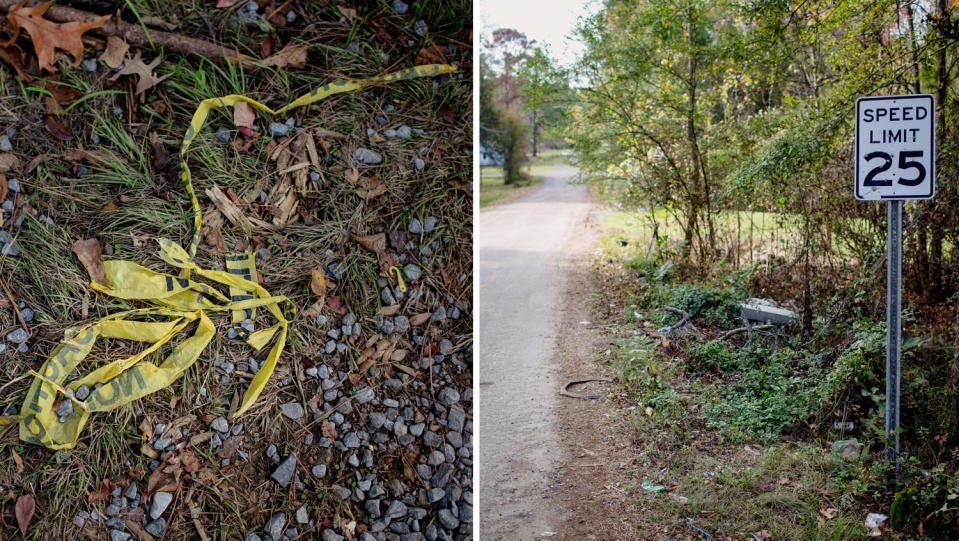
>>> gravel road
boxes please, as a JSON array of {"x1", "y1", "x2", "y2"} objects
[{"x1": 479, "y1": 164, "x2": 591, "y2": 540}]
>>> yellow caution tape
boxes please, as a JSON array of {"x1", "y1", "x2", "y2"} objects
[
  {"x1": 12, "y1": 63, "x2": 457, "y2": 449},
  {"x1": 388, "y1": 266, "x2": 407, "y2": 292}
]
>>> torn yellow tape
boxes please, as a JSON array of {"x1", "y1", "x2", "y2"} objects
[{"x1": 13, "y1": 63, "x2": 457, "y2": 449}]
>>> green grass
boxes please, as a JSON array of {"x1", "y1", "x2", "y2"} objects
[{"x1": 479, "y1": 148, "x2": 566, "y2": 209}]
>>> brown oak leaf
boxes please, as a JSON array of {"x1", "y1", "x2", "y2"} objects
[
  {"x1": 109, "y1": 51, "x2": 171, "y2": 95},
  {"x1": 6, "y1": 1, "x2": 109, "y2": 72}
]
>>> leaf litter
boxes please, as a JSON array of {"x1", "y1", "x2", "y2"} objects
[{"x1": 0, "y1": 1, "x2": 472, "y2": 539}]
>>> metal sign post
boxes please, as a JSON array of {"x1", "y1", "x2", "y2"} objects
[
  {"x1": 855, "y1": 94, "x2": 935, "y2": 490},
  {"x1": 885, "y1": 200, "x2": 902, "y2": 486}
]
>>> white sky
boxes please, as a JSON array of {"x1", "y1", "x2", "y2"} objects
[{"x1": 479, "y1": 0, "x2": 599, "y2": 66}]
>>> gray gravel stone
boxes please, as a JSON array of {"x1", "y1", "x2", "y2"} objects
[
  {"x1": 385, "y1": 500, "x2": 408, "y2": 520},
  {"x1": 266, "y1": 512, "x2": 286, "y2": 540},
  {"x1": 395, "y1": 125, "x2": 412, "y2": 138},
  {"x1": 438, "y1": 508, "x2": 460, "y2": 530},
  {"x1": 403, "y1": 264, "x2": 422, "y2": 281},
  {"x1": 0, "y1": 136, "x2": 11, "y2": 152},
  {"x1": 270, "y1": 122, "x2": 289, "y2": 137},
  {"x1": 7, "y1": 328, "x2": 27, "y2": 344},
  {"x1": 20, "y1": 307, "x2": 34, "y2": 323},
  {"x1": 423, "y1": 216, "x2": 438, "y2": 232},
  {"x1": 343, "y1": 431, "x2": 361, "y2": 447},
  {"x1": 280, "y1": 402, "x2": 304, "y2": 419},
  {"x1": 81, "y1": 58, "x2": 98, "y2": 72},
  {"x1": 55, "y1": 397, "x2": 73, "y2": 418},
  {"x1": 391, "y1": 0, "x2": 409, "y2": 14},
  {"x1": 355, "y1": 148, "x2": 383, "y2": 164},
  {"x1": 431, "y1": 306, "x2": 447, "y2": 322},
  {"x1": 447, "y1": 405, "x2": 465, "y2": 433},
  {"x1": 295, "y1": 505, "x2": 309, "y2": 524},
  {"x1": 150, "y1": 491, "x2": 173, "y2": 520},
  {"x1": 408, "y1": 218, "x2": 423, "y2": 234},
  {"x1": 395, "y1": 316, "x2": 410, "y2": 332},
  {"x1": 427, "y1": 487, "x2": 445, "y2": 503},
  {"x1": 271, "y1": 454, "x2": 297, "y2": 488},
  {"x1": 414, "y1": 158, "x2": 425, "y2": 171},
  {"x1": 210, "y1": 416, "x2": 229, "y2": 433},
  {"x1": 245, "y1": 533, "x2": 262, "y2": 541},
  {"x1": 145, "y1": 518, "x2": 166, "y2": 536},
  {"x1": 321, "y1": 530, "x2": 344, "y2": 541},
  {"x1": 110, "y1": 530, "x2": 131, "y2": 541},
  {"x1": 312, "y1": 463, "x2": 327, "y2": 477},
  {"x1": 215, "y1": 126, "x2": 231, "y2": 143},
  {"x1": 413, "y1": 20, "x2": 428, "y2": 36}
]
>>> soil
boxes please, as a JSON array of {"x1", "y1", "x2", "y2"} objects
[{"x1": 479, "y1": 165, "x2": 656, "y2": 540}]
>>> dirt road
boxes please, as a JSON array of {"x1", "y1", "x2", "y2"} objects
[{"x1": 478, "y1": 164, "x2": 592, "y2": 539}]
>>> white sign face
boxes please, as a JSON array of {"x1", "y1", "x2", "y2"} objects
[{"x1": 855, "y1": 94, "x2": 935, "y2": 200}]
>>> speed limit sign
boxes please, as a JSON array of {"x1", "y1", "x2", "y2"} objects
[{"x1": 855, "y1": 94, "x2": 935, "y2": 200}]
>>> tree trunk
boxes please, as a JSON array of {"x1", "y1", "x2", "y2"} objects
[
  {"x1": 685, "y1": 4, "x2": 704, "y2": 264},
  {"x1": 531, "y1": 110, "x2": 539, "y2": 157}
]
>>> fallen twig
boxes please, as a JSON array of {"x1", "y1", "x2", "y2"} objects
[
  {"x1": 658, "y1": 306, "x2": 704, "y2": 338},
  {"x1": 720, "y1": 324, "x2": 774, "y2": 340},
  {"x1": 559, "y1": 378, "x2": 613, "y2": 399},
  {"x1": 0, "y1": 0, "x2": 256, "y2": 66}
]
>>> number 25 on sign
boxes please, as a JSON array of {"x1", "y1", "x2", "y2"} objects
[{"x1": 855, "y1": 94, "x2": 935, "y2": 200}]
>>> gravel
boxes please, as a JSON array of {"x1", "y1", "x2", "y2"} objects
[
  {"x1": 0, "y1": 136, "x2": 11, "y2": 151},
  {"x1": 280, "y1": 402, "x2": 305, "y2": 419},
  {"x1": 355, "y1": 147, "x2": 383, "y2": 164},
  {"x1": 265, "y1": 512, "x2": 286, "y2": 540},
  {"x1": 271, "y1": 454, "x2": 297, "y2": 488},
  {"x1": 210, "y1": 416, "x2": 229, "y2": 433},
  {"x1": 215, "y1": 126, "x2": 231, "y2": 143},
  {"x1": 391, "y1": 0, "x2": 409, "y2": 14},
  {"x1": 413, "y1": 20, "x2": 428, "y2": 36},
  {"x1": 408, "y1": 218, "x2": 423, "y2": 234},
  {"x1": 414, "y1": 158, "x2": 425, "y2": 171},
  {"x1": 270, "y1": 122, "x2": 289, "y2": 137},
  {"x1": 312, "y1": 463, "x2": 327, "y2": 478},
  {"x1": 145, "y1": 518, "x2": 166, "y2": 536},
  {"x1": 150, "y1": 491, "x2": 173, "y2": 520},
  {"x1": 6, "y1": 328, "x2": 27, "y2": 344}
]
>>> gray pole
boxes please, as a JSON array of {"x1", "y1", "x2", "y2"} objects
[{"x1": 886, "y1": 199, "x2": 902, "y2": 489}]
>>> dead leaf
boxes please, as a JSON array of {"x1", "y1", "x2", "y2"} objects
[
  {"x1": 205, "y1": 184, "x2": 252, "y2": 232},
  {"x1": 0, "y1": 153, "x2": 19, "y2": 173},
  {"x1": 261, "y1": 43, "x2": 308, "y2": 69},
  {"x1": 338, "y1": 6, "x2": 357, "y2": 21},
  {"x1": 328, "y1": 296, "x2": 349, "y2": 316},
  {"x1": 357, "y1": 178, "x2": 388, "y2": 200},
  {"x1": 438, "y1": 104, "x2": 456, "y2": 124},
  {"x1": 72, "y1": 238, "x2": 108, "y2": 287},
  {"x1": 233, "y1": 101, "x2": 254, "y2": 138},
  {"x1": 101, "y1": 35, "x2": 129, "y2": 68},
  {"x1": 260, "y1": 35, "x2": 275, "y2": 58},
  {"x1": 101, "y1": 201, "x2": 118, "y2": 212},
  {"x1": 309, "y1": 268, "x2": 327, "y2": 296},
  {"x1": 820, "y1": 507, "x2": 838, "y2": 520},
  {"x1": 0, "y1": 44, "x2": 33, "y2": 81},
  {"x1": 108, "y1": 51, "x2": 172, "y2": 95},
  {"x1": 6, "y1": 1, "x2": 110, "y2": 72},
  {"x1": 44, "y1": 115, "x2": 74, "y2": 140},
  {"x1": 378, "y1": 305, "x2": 401, "y2": 316},
  {"x1": 11, "y1": 447, "x2": 23, "y2": 472},
  {"x1": 216, "y1": 0, "x2": 242, "y2": 6},
  {"x1": 753, "y1": 531, "x2": 773, "y2": 541},
  {"x1": 15, "y1": 494, "x2": 35, "y2": 536},
  {"x1": 352, "y1": 233, "x2": 386, "y2": 255},
  {"x1": 321, "y1": 421, "x2": 337, "y2": 439},
  {"x1": 409, "y1": 313, "x2": 431, "y2": 326},
  {"x1": 416, "y1": 44, "x2": 448, "y2": 65},
  {"x1": 88, "y1": 479, "x2": 111, "y2": 503}
]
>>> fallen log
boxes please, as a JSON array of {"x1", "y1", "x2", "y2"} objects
[{"x1": 0, "y1": 0, "x2": 256, "y2": 66}]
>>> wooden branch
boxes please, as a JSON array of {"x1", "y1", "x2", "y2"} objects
[
  {"x1": 0, "y1": 1, "x2": 256, "y2": 66},
  {"x1": 720, "y1": 324, "x2": 774, "y2": 340}
]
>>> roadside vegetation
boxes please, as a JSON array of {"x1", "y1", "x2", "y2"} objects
[{"x1": 502, "y1": 0, "x2": 959, "y2": 538}]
